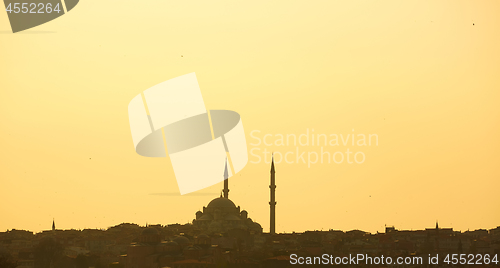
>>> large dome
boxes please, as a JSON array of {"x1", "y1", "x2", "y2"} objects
[{"x1": 207, "y1": 197, "x2": 236, "y2": 208}]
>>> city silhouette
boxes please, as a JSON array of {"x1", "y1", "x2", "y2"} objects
[
  {"x1": 2, "y1": 0, "x2": 500, "y2": 267},
  {"x1": 0, "y1": 160, "x2": 498, "y2": 267}
]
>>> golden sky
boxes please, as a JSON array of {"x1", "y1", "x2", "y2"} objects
[{"x1": 0, "y1": 0, "x2": 499, "y2": 234}]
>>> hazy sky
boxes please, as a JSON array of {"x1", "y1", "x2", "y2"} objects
[{"x1": 0, "y1": 0, "x2": 499, "y2": 234}]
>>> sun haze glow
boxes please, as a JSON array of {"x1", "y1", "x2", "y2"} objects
[{"x1": 0, "y1": 0, "x2": 499, "y2": 233}]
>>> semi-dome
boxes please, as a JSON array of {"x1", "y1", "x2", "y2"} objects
[
  {"x1": 142, "y1": 227, "x2": 159, "y2": 235},
  {"x1": 139, "y1": 227, "x2": 161, "y2": 244},
  {"x1": 225, "y1": 214, "x2": 242, "y2": 221},
  {"x1": 207, "y1": 197, "x2": 236, "y2": 208},
  {"x1": 172, "y1": 236, "x2": 190, "y2": 245},
  {"x1": 198, "y1": 214, "x2": 213, "y2": 221}
]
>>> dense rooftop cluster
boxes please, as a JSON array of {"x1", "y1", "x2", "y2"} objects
[{"x1": 0, "y1": 223, "x2": 498, "y2": 268}]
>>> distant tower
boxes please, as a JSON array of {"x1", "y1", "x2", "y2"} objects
[
  {"x1": 435, "y1": 220, "x2": 440, "y2": 251},
  {"x1": 223, "y1": 159, "x2": 229, "y2": 199},
  {"x1": 269, "y1": 156, "x2": 276, "y2": 235},
  {"x1": 52, "y1": 219, "x2": 55, "y2": 231}
]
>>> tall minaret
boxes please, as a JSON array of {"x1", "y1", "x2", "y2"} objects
[
  {"x1": 269, "y1": 156, "x2": 276, "y2": 235},
  {"x1": 223, "y1": 159, "x2": 229, "y2": 199},
  {"x1": 52, "y1": 219, "x2": 55, "y2": 231}
]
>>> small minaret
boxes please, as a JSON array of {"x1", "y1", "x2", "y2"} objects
[
  {"x1": 269, "y1": 156, "x2": 276, "y2": 235},
  {"x1": 223, "y1": 159, "x2": 229, "y2": 199},
  {"x1": 52, "y1": 219, "x2": 55, "y2": 231}
]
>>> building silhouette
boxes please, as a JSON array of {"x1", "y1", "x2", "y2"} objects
[
  {"x1": 192, "y1": 160, "x2": 263, "y2": 235},
  {"x1": 269, "y1": 156, "x2": 276, "y2": 235},
  {"x1": 2, "y1": 160, "x2": 498, "y2": 268},
  {"x1": 223, "y1": 160, "x2": 229, "y2": 199}
]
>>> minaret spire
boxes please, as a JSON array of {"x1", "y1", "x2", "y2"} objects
[
  {"x1": 269, "y1": 155, "x2": 276, "y2": 235},
  {"x1": 223, "y1": 158, "x2": 229, "y2": 199},
  {"x1": 52, "y1": 218, "x2": 55, "y2": 231}
]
